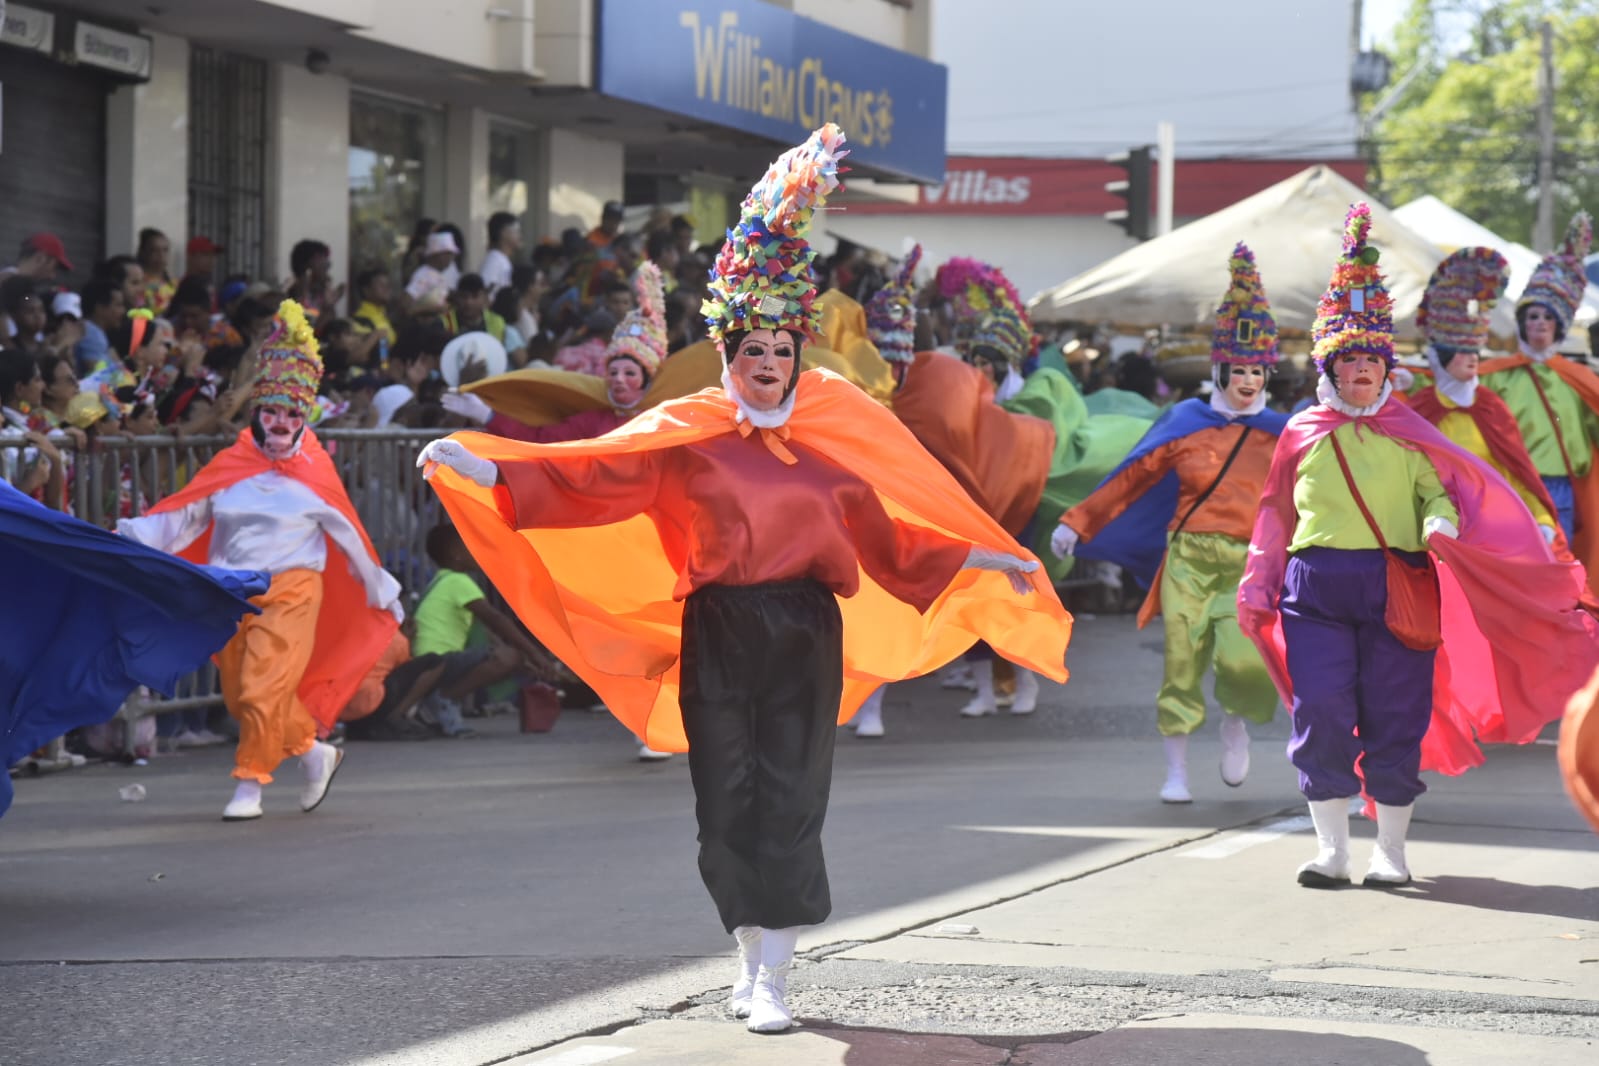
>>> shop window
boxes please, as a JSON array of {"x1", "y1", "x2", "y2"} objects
[
  {"x1": 490, "y1": 123, "x2": 540, "y2": 241},
  {"x1": 349, "y1": 93, "x2": 444, "y2": 283},
  {"x1": 188, "y1": 48, "x2": 267, "y2": 283}
]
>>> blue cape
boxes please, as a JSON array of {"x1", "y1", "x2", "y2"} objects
[
  {"x1": 1074, "y1": 397, "x2": 1289, "y2": 587},
  {"x1": 2, "y1": 481, "x2": 267, "y2": 817}
]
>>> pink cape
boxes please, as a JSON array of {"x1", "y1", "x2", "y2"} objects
[{"x1": 1238, "y1": 399, "x2": 1599, "y2": 781}]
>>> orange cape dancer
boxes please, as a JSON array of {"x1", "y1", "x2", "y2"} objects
[
  {"x1": 1477, "y1": 351, "x2": 1599, "y2": 591},
  {"x1": 891, "y1": 349, "x2": 1054, "y2": 537},
  {"x1": 428, "y1": 368, "x2": 1072, "y2": 751},
  {"x1": 143, "y1": 428, "x2": 398, "y2": 729}
]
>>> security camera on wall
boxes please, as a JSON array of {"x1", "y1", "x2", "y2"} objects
[{"x1": 305, "y1": 49, "x2": 330, "y2": 76}]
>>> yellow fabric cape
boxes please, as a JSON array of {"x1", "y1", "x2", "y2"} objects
[
  {"x1": 462, "y1": 291, "x2": 894, "y2": 428},
  {"x1": 429, "y1": 369, "x2": 1072, "y2": 751}
]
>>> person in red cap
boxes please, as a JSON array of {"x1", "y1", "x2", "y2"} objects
[
  {"x1": 185, "y1": 235, "x2": 223, "y2": 306},
  {"x1": 2, "y1": 234, "x2": 73, "y2": 283}
]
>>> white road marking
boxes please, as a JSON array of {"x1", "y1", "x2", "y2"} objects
[
  {"x1": 533, "y1": 1047, "x2": 634, "y2": 1065},
  {"x1": 1179, "y1": 816, "x2": 1312, "y2": 859}
]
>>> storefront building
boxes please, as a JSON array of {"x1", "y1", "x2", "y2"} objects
[{"x1": 0, "y1": 0, "x2": 944, "y2": 289}]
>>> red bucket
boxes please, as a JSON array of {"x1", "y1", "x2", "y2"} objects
[{"x1": 519, "y1": 682, "x2": 562, "y2": 733}]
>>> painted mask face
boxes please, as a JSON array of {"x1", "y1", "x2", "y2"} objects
[
  {"x1": 606, "y1": 356, "x2": 646, "y2": 410},
  {"x1": 1221, "y1": 362, "x2": 1267, "y2": 411},
  {"x1": 729, "y1": 329, "x2": 796, "y2": 411},
  {"x1": 1523, "y1": 304, "x2": 1559, "y2": 349},
  {"x1": 1332, "y1": 351, "x2": 1386, "y2": 408},
  {"x1": 1443, "y1": 349, "x2": 1478, "y2": 384},
  {"x1": 255, "y1": 403, "x2": 306, "y2": 459},
  {"x1": 968, "y1": 346, "x2": 1007, "y2": 389}
]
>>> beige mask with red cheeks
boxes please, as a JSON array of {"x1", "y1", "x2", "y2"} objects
[
  {"x1": 255, "y1": 404, "x2": 306, "y2": 459},
  {"x1": 729, "y1": 329, "x2": 797, "y2": 411},
  {"x1": 606, "y1": 357, "x2": 646, "y2": 410},
  {"x1": 1332, "y1": 351, "x2": 1386, "y2": 408}
]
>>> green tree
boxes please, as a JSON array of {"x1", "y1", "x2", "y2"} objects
[{"x1": 1370, "y1": 0, "x2": 1599, "y2": 246}]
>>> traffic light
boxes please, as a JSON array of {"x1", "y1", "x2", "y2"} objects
[{"x1": 1105, "y1": 146, "x2": 1153, "y2": 240}]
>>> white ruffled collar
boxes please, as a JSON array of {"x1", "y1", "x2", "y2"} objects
[
  {"x1": 994, "y1": 367, "x2": 1025, "y2": 404},
  {"x1": 1518, "y1": 338, "x2": 1559, "y2": 364},
  {"x1": 1317, "y1": 375, "x2": 1393, "y2": 418},
  {"x1": 1426, "y1": 345, "x2": 1476, "y2": 407},
  {"x1": 1208, "y1": 367, "x2": 1267, "y2": 420},
  {"x1": 722, "y1": 365, "x2": 796, "y2": 429}
]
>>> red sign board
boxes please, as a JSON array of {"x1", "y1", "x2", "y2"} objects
[{"x1": 844, "y1": 156, "x2": 1367, "y2": 217}]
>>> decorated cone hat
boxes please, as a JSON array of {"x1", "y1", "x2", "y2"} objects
[
  {"x1": 1419, "y1": 247, "x2": 1511, "y2": 353},
  {"x1": 968, "y1": 304, "x2": 1031, "y2": 367},
  {"x1": 607, "y1": 261, "x2": 668, "y2": 378},
  {"x1": 1212, "y1": 242, "x2": 1279, "y2": 366},
  {"x1": 933, "y1": 257, "x2": 1035, "y2": 359},
  {"x1": 251, "y1": 299, "x2": 323, "y2": 416},
  {"x1": 864, "y1": 244, "x2": 923, "y2": 363},
  {"x1": 1518, "y1": 210, "x2": 1592, "y2": 334},
  {"x1": 703, "y1": 123, "x2": 847, "y2": 354},
  {"x1": 1312, "y1": 202, "x2": 1394, "y2": 374}
]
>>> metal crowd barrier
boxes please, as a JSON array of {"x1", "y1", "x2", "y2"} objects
[{"x1": 2, "y1": 429, "x2": 448, "y2": 749}]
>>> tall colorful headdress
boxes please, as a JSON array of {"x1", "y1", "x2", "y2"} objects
[
  {"x1": 1211, "y1": 242, "x2": 1278, "y2": 366},
  {"x1": 703, "y1": 123, "x2": 847, "y2": 351},
  {"x1": 1517, "y1": 211, "x2": 1592, "y2": 334},
  {"x1": 933, "y1": 257, "x2": 1035, "y2": 358},
  {"x1": 1312, "y1": 203, "x2": 1394, "y2": 373},
  {"x1": 1419, "y1": 247, "x2": 1510, "y2": 352},
  {"x1": 864, "y1": 244, "x2": 922, "y2": 364},
  {"x1": 967, "y1": 305, "x2": 1031, "y2": 367},
  {"x1": 251, "y1": 299, "x2": 323, "y2": 416},
  {"x1": 607, "y1": 261, "x2": 668, "y2": 378}
]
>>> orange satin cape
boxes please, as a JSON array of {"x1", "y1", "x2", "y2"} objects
[
  {"x1": 1479, "y1": 353, "x2": 1599, "y2": 593},
  {"x1": 891, "y1": 350, "x2": 1054, "y2": 536},
  {"x1": 145, "y1": 429, "x2": 399, "y2": 729},
  {"x1": 1561, "y1": 665, "x2": 1599, "y2": 835},
  {"x1": 429, "y1": 369, "x2": 1072, "y2": 751}
]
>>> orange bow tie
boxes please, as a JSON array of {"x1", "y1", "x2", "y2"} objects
[{"x1": 735, "y1": 416, "x2": 797, "y2": 465}]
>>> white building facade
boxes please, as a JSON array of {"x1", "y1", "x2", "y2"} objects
[{"x1": 0, "y1": 0, "x2": 943, "y2": 288}]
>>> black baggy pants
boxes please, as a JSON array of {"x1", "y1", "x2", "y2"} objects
[{"x1": 680, "y1": 579, "x2": 844, "y2": 933}]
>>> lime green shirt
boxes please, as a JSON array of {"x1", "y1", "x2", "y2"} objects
[
  {"x1": 1483, "y1": 363, "x2": 1597, "y2": 478},
  {"x1": 1288, "y1": 423, "x2": 1459, "y2": 553},
  {"x1": 412, "y1": 569, "x2": 483, "y2": 656}
]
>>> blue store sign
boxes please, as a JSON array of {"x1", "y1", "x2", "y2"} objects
[{"x1": 597, "y1": 0, "x2": 948, "y2": 184}]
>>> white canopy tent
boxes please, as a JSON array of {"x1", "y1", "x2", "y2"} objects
[
  {"x1": 1028, "y1": 166, "x2": 1445, "y2": 340},
  {"x1": 1392, "y1": 194, "x2": 1599, "y2": 333}
]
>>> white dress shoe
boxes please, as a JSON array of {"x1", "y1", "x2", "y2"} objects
[
  {"x1": 1363, "y1": 802, "x2": 1414, "y2": 887},
  {"x1": 1298, "y1": 798, "x2": 1353, "y2": 887},
  {"x1": 222, "y1": 780, "x2": 263, "y2": 821},
  {"x1": 728, "y1": 926, "x2": 761, "y2": 1018},
  {"x1": 1010, "y1": 669, "x2": 1039, "y2": 715},
  {"x1": 1219, "y1": 714, "x2": 1250, "y2": 787},
  {"x1": 299, "y1": 741, "x2": 344, "y2": 812},
  {"x1": 746, "y1": 963, "x2": 795, "y2": 1033}
]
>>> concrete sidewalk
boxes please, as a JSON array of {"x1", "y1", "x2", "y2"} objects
[{"x1": 509, "y1": 744, "x2": 1599, "y2": 1066}]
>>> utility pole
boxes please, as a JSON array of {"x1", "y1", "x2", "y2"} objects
[
  {"x1": 1156, "y1": 121, "x2": 1175, "y2": 237},
  {"x1": 1534, "y1": 19, "x2": 1556, "y2": 253}
]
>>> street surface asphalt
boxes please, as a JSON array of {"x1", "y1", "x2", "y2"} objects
[{"x1": 2, "y1": 612, "x2": 1595, "y2": 1065}]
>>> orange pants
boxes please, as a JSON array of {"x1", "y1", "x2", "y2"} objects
[{"x1": 218, "y1": 569, "x2": 323, "y2": 784}]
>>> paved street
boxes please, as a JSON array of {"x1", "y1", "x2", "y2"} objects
[{"x1": 3, "y1": 614, "x2": 1596, "y2": 1066}]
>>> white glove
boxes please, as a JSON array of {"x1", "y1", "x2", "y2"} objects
[
  {"x1": 1422, "y1": 515, "x2": 1459, "y2": 541},
  {"x1": 416, "y1": 439, "x2": 499, "y2": 488},
  {"x1": 965, "y1": 546, "x2": 1040, "y2": 595},
  {"x1": 1389, "y1": 367, "x2": 1416, "y2": 392},
  {"x1": 1540, "y1": 523, "x2": 1558, "y2": 545},
  {"x1": 441, "y1": 390, "x2": 494, "y2": 425},
  {"x1": 1050, "y1": 524, "x2": 1080, "y2": 559}
]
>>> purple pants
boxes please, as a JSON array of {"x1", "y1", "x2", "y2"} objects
[{"x1": 1280, "y1": 547, "x2": 1433, "y2": 806}]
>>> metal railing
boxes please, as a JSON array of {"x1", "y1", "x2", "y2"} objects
[{"x1": 3, "y1": 429, "x2": 449, "y2": 748}]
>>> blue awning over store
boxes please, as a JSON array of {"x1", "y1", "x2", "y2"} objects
[{"x1": 596, "y1": 0, "x2": 948, "y2": 185}]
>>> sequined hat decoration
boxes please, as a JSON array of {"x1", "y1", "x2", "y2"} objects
[
  {"x1": 702, "y1": 124, "x2": 848, "y2": 351},
  {"x1": 864, "y1": 244, "x2": 923, "y2": 364},
  {"x1": 1419, "y1": 247, "x2": 1510, "y2": 352},
  {"x1": 251, "y1": 299, "x2": 323, "y2": 417},
  {"x1": 1312, "y1": 203, "x2": 1395, "y2": 373},
  {"x1": 1211, "y1": 242, "x2": 1279, "y2": 366}
]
